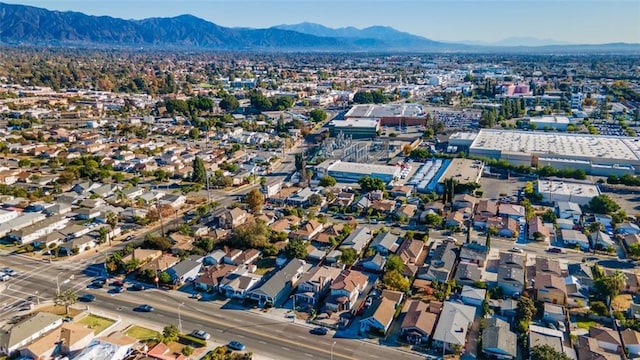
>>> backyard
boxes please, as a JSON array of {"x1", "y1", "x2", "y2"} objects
[{"x1": 77, "y1": 314, "x2": 116, "y2": 334}]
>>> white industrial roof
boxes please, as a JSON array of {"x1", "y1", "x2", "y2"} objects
[
  {"x1": 329, "y1": 118, "x2": 379, "y2": 128},
  {"x1": 328, "y1": 161, "x2": 400, "y2": 176},
  {"x1": 345, "y1": 104, "x2": 424, "y2": 118},
  {"x1": 537, "y1": 180, "x2": 600, "y2": 198},
  {"x1": 470, "y1": 130, "x2": 640, "y2": 162}
]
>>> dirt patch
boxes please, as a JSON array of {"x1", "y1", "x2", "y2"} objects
[
  {"x1": 611, "y1": 294, "x2": 633, "y2": 312},
  {"x1": 38, "y1": 305, "x2": 83, "y2": 317}
]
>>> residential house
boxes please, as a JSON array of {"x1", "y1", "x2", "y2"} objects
[
  {"x1": 562, "y1": 229, "x2": 590, "y2": 251},
  {"x1": 286, "y1": 187, "x2": 317, "y2": 207},
  {"x1": 269, "y1": 215, "x2": 300, "y2": 234},
  {"x1": 121, "y1": 186, "x2": 145, "y2": 200},
  {"x1": 218, "y1": 268, "x2": 261, "y2": 299},
  {"x1": 166, "y1": 259, "x2": 202, "y2": 285},
  {"x1": 568, "y1": 262, "x2": 594, "y2": 289},
  {"x1": 528, "y1": 216, "x2": 551, "y2": 242},
  {"x1": 370, "y1": 232, "x2": 403, "y2": 256},
  {"x1": 340, "y1": 226, "x2": 373, "y2": 254},
  {"x1": 482, "y1": 317, "x2": 517, "y2": 360},
  {"x1": 19, "y1": 322, "x2": 93, "y2": 360},
  {"x1": 535, "y1": 273, "x2": 567, "y2": 305},
  {"x1": 445, "y1": 211, "x2": 466, "y2": 229},
  {"x1": 455, "y1": 262, "x2": 483, "y2": 286},
  {"x1": 7, "y1": 214, "x2": 70, "y2": 245},
  {"x1": 359, "y1": 253, "x2": 387, "y2": 272},
  {"x1": 400, "y1": 300, "x2": 438, "y2": 345},
  {"x1": 314, "y1": 223, "x2": 344, "y2": 245},
  {"x1": 575, "y1": 335, "x2": 622, "y2": 360},
  {"x1": 486, "y1": 216, "x2": 518, "y2": 238},
  {"x1": 556, "y1": 201, "x2": 582, "y2": 223},
  {"x1": 247, "y1": 259, "x2": 308, "y2": 306},
  {"x1": 72, "y1": 331, "x2": 137, "y2": 360},
  {"x1": 370, "y1": 199, "x2": 396, "y2": 214},
  {"x1": 624, "y1": 234, "x2": 640, "y2": 257},
  {"x1": 326, "y1": 269, "x2": 369, "y2": 312},
  {"x1": 620, "y1": 329, "x2": 640, "y2": 358},
  {"x1": 498, "y1": 203, "x2": 526, "y2": 220},
  {"x1": 146, "y1": 342, "x2": 187, "y2": 360},
  {"x1": 590, "y1": 231, "x2": 616, "y2": 251},
  {"x1": 0, "y1": 312, "x2": 63, "y2": 355},
  {"x1": 617, "y1": 222, "x2": 640, "y2": 235},
  {"x1": 229, "y1": 249, "x2": 261, "y2": 266},
  {"x1": 294, "y1": 265, "x2": 341, "y2": 306},
  {"x1": 194, "y1": 264, "x2": 237, "y2": 292},
  {"x1": 262, "y1": 177, "x2": 285, "y2": 198},
  {"x1": 423, "y1": 202, "x2": 444, "y2": 215},
  {"x1": 529, "y1": 325, "x2": 565, "y2": 355},
  {"x1": 459, "y1": 243, "x2": 488, "y2": 267},
  {"x1": 59, "y1": 236, "x2": 97, "y2": 255},
  {"x1": 397, "y1": 239, "x2": 425, "y2": 265},
  {"x1": 542, "y1": 303, "x2": 566, "y2": 324},
  {"x1": 289, "y1": 219, "x2": 324, "y2": 241},
  {"x1": 534, "y1": 257, "x2": 563, "y2": 277},
  {"x1": 159, "y1": 194, "x2": 187, "y2": 209},
  {"x1": 141, "y1": 254, "x2": 180, "y2": 272},
  {"x1": 389, "y1": 185, "x2": 413, "y2": 198},
  {"x1": 396, "y1": 204, "x2": 417, "y2": 220},
  {"x1": 432, "y1": 301, "x2": 476, "y2": 352},
  {"x1": 215, "y1": 207, "x2": 250, "y2": 229},
  {"x1": 556, "y1": 218, "x2": 576, "y2": 231},
  {"x1": 169, "y1": 233, "x2": 194, "y2": 255},
  {"x1": 473, "y1": 199, "x2": 498, "y2": 229},
  {"x1": 418, "y1": 241, "x2": 458, "y2": 282},
  {"x1": 461, "y1": 285, "x2": 487, "y2": 307},
  {"x1": 496, "y1": 252, "x2": 526, "y2": 296},
  {"x1": 453, "y1": 194, "x2": 477, "y2": 210},
  {"x1": 360, "y1": 290, "x2": 404, "y2": 335}
]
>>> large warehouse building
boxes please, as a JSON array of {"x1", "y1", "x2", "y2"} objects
[
  {"x1": 344, "y1": 104, "x2": 426, "y2": 126},
  {"x1": 315, "y1": 160, "x2": 401, "y2": 183},
  {"x1": 536, "y1": 180, "x2": 600, "y2": 205},
  {"x1": 449, "y1": 130, "x2": 640, "y2": 175}
]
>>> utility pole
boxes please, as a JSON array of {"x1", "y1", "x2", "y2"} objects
[{"x1": 157, "y1": 200, "x2": 165, "y2": 238}]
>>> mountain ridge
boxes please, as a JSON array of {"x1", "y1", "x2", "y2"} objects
[{"x1": 0, "y1": 2, "x2": 638, "y2": 53}]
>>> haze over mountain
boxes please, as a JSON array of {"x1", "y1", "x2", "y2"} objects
[
  {"x1": 460, "y1": 37, "x2": 573, "y2": 47},
  {"x1": 0, "y1": 2, "x2": 637, "y2": 53}
]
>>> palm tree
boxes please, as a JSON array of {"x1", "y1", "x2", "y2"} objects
[
  {"x1": 106, "y1": 212, "x2": 118, "y2": 246},
  {"x1": 607, "y1": 271, "x2": 626, "y2": 300},
  {"x1": 54, "y1": 289, "x2": 78, "y2": 315}
]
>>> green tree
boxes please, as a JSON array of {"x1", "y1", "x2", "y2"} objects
[
  {"x1": 358, "y1": 176, "x2": 385, "y2": 192},
  {"x1": 424, "y1": 213, "x2": 443, "y2": 227},
  {"x1": 588, "y1": 194, "x2": 621, "y2": 215},
  {"x1": 385, "y1": 254, "x2": 405, "y2": 273},
  {"x1": 309, "y1": 109, "x2": 328, "y2": 123},
  {"x1": 515, "y1": 295, "x2": 536, "y2": 332},
  {"x1": 629, "y1": 242, "x2": 640, "y2": 258},
  {"x1": 182, "y1": 345, "x2": 194, "y2": 356},
  {"x1": 531, "y1": 345, "x2": 572, "y2": 360},
  {"x1": 319, "y1": 175, "x2": 337, "y2": 187},
  {"x1": 219, "y1": 95, "x2": 239, "y2": 112},
  {"x1": 191, "y1": 156, "x2": 207, "y2": 184},
  {"x1": 188, "y1": 127, "x2": 200, "y2": 140},
  {"x1": 284, "y1": 238, "x2": 308, "y2": 259},
  {"x1": 308, "y1": 194, "x2": 324, "y2": 207},
  {"x1": 245, "y1": 188, "x2": 264, "y2": 213},
  {"x1": 339, "y1": 248, "x2": 358, "y2": 265},
  {"x1": 382, "y1": 270, "x2": 410, "y2": 293},
  {"x1": 229, "y1": 220, "x2": 270, "y2": 249},
  {"x1": 54, "y1": 289, "x2": 78, "y2": 315},
  {"x1": 541, "y1": 209, "x2": 557, "y2": 223},
  {"x1": 162, "y1": 324, "x2": 180, "y2": 343}
]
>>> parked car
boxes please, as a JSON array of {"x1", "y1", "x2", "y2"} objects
[
  {"x1": 509, "y1": 247, "x2": 524, "y2": 253},
  {"x1": 190, "y1": 330, "x2": 211, "y2": 340},
  {"x1": 364, "y1": 297, "x2": 373, "y2": 307},
  {"x1": 547, "y1": 247, "x2": 563, "y2": 254},
  {"x1": 309, "y1": 327, "x2": 328, "y2": 335},
  {"x1": 136, "y1": 305, "x2": 154, "y2": 312},
  {"x1": 227, "y1": 341, "x2": 245, "y2": 351},
  {"x1": 129, "y1": 284, "x2": 145, "y2": 291},
  {"x1": 79, "y1": 294, "x2": 95, "y2": 302},
  {"x1": 2, "y1": 268, "x2": 16, "y2": 276},
  {"x1": 0, "y1": 273, "x2": 10, "y2": 281},
  {"x1": 125, "y1": 235, "x2": 135, "y2": 241}
]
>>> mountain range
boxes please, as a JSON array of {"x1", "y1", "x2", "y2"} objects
[{"x1": 0, "y1": 2, "x2": 637, "y2": 53}]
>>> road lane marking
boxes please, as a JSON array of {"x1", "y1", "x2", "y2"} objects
[{"x1": 281, "y1": 347, "x2": 290, "y2": 351}]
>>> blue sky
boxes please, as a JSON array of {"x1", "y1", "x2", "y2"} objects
[{"x1": 5, "y1": 0, "x2": 640, "y2": 44}]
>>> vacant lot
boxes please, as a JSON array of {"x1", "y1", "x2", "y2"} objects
[{"x1": 480, "y1": 177, "x2": 524, "y2": 200}]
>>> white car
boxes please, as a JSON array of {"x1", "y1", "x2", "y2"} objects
[
  {"x1": 0, "y1": 273, "x2": 10, "y2": 281},
  {"x1": 509, "y1": 247, "x2": 524, "y2": 253}
]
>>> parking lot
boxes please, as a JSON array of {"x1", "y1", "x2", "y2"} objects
[{"x1": 479, "y1": 176, "x2": 524, "y2": 200}]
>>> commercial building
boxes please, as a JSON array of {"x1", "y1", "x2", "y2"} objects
[
  {"x1": 344, "y1": 104, "x2": 426, "y2": 126},
  {"x1": 529, "y1": 116, "x2": 573, "y2": 131},
  {"x1": 315, "y1": 160, "x2": 401, "y2": 184},
  {"x1": 328, "y1": 118, "x2": 379, "y2": 139},
  {"x1": 436, "y1": 158, "x2": 484, "y2": 191},
  {"x1": 449, "y1": 130, "x2": 640, "y2": 175},
  {"x1": 536, "y1": 180, "x2": 600, "y2": 206}
]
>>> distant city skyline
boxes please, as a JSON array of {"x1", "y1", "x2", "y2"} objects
[{"x1": 3, "y1": 0, "x2": 640, "y2": 44}]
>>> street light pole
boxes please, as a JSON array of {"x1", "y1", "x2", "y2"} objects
[
  {"x1": 178, "y1": 302, "x2": 184, "y2": 333},
  {"x1": 56, "y1": 272, "x2": 64, "y2": 295},
  {"x1": 331, "y1": 341, "x2": 336, "y2": 360}
]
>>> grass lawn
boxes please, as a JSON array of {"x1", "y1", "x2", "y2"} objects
[
  {"x1": 77, "y1": 314, "x2": 115, "y2": 334},
  {"x1": 577, "y1": 320, "x2": 598, "y2": 330},
  {"x1": 124, "y1": 325, "x2": 159, "y2": 341},
  {"x1": 254, "y1": 257, "x2": 276, "y2": 275},
  {"x1": 612, "y1": 294, "x2": 633, "y2": 312}
]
